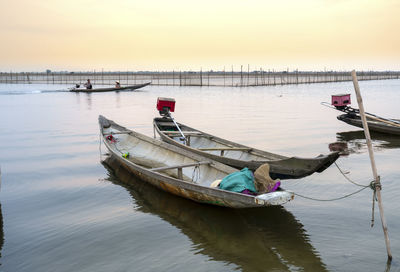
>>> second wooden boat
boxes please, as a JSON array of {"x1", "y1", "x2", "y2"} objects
[{"x1": 153, "y1": 117, "x2": 339, "y2": 180}]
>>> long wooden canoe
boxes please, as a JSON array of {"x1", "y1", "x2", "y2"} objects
[
  {"x1": 153, "y1": 117, "x2": 339, "y2": 180},
  {"x1": 99, "y1": 115, "x2": 294, "y2": 208},
  {"x1": 70, "y1": 82, "x2": 150, "y2": 93},
  {"x1": 337, "y1": 113, "x2": 400, "y2": 136}
]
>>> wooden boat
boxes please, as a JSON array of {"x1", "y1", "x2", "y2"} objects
[
  {"x1": 337, "y1": 113, "x2": 400, "y2": 136},
  {"x1": 153, "y1": 117, "x2": 339, "y2": 179},
  {"x1": 99, "y1": 115, "x2": 294, "y2": 208},
  {"x1": 70, "y1": 82, "x2": 150, "y2": 93}
]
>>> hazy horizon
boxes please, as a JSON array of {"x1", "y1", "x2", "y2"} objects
[{"x1": 1, "y1": 0, "x2": 399, "y2": 72}]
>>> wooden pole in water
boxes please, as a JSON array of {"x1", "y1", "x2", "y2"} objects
[
  {"x1": 351, "y1": 70, "x2": 392, "y2": 261},
  {"x1": 231, "y1": 65, "x2": 233, "y2": 87}
]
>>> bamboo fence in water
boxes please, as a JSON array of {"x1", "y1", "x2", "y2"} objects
[{"x1": 0, "y1": 70, "x2": 399, "y2": 87}]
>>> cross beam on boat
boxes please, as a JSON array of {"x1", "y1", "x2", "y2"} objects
[
  {"x1": 110, "y1": 131, "x2": 132, "y2": 135},
  {"x1": 198, "y1": 147, "x2": 253, "y2": 156},
  {"x1": 160, "y1": 131, "x2": 202, "y2": 136},
  {"x1": 151, "y1": 161, "x2": 212, "y2": 180}
]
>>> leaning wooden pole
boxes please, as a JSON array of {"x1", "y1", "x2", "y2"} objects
[{"x1": 351, "y1": 70, "x2": 392, "y2": 261}]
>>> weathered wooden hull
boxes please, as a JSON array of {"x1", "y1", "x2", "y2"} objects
[
  {"x1": 99, "y1": 115, "x2": 294, "y2": 208},
  {"x1": 337, "y1": 114, "x2": 400, "y2": 136},
  {"x1": 153, "y1": 117, "x2": 339, "y2": 179},
  {"x1": 70, "y1": 82, "x2": 150, "y2": 93}
]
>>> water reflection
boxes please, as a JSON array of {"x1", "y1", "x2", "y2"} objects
[
  {"x1": 102, "y1": 156, "x2": 327, "y2": 272},
  {"x1": 115, "y1": 92, "x2": 121, "y2": 108},
  {"x1": 335, "y1": 130, "x2": 400, "y2": 154},
  {"x1": 85, "y1": 93, "x2": 92, "y2": 110},
  {"x1": 0, "y1": 204, "x2": 3, "y2": 266}
]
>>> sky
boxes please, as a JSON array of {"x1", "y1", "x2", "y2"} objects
[{"x1": 0, "y1": 0, "x2": 399, "y2": 72}]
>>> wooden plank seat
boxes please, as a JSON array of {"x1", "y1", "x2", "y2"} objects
[
  {"x1": 198, "y1": 147, "x2": 252, "y2": 151},
  {"x1": 198, "y1": 147, "x2": 252, "y2": 156},
  {"x1": 151, "y1": 161, "x2": 212, "y2": 179},
  {"x1": 151, "y1": 161, "x2": 211, "y2": 171},
  {"x1": 157, "y1": 122, "x2": 177, "y2": 126},
  {"x1": 161, "y1": 130, "x2": 203, "y2": 136},
  {"x1": 110, "y1": 131, "x2": 132, "y2": 134}
]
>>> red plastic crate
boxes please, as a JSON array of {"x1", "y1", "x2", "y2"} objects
[
  {"x1": 331, "y1": 94, "x2": 351, "y2": 107},
  {"x1": 157, "y1": 97, "x2": 176, "y2": 112}
]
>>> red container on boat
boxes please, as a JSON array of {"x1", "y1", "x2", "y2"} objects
[
  {"x1": 331, "y1": 94, "x2": 351, "y2": 108},
  {"x1": 157, "y1": 97, "x2": 176, "y2": 112}
]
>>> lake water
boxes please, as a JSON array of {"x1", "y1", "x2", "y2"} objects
[{"x1": 0, "y1": 80, "x2": 399, "y2": 271}]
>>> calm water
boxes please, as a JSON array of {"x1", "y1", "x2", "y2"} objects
[{"x1": 0, "y1": 80, "x2": 399, "y2": 271}]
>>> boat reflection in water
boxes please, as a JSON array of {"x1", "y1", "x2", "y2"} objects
[
  {"x1": 333, "y1": 130, "x2": 400, "y2": 154},
  {"x1": 102, "y1": 156, "x2": 327, "y2": 272}
]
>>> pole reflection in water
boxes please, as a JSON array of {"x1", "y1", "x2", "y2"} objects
[{"x1": 101, "y1": 155, "x2": 327, "y2": 272}]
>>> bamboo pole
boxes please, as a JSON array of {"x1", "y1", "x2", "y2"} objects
[
  {"x1": 364, "y1": 114, "x2": 400, "y2": 128},
  {"x1": 351, "y1": 70, "x2": 392, "y2": 261}
]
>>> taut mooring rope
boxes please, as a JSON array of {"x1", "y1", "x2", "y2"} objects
[{"x1": 293, "y1": 185, "x2": 371, "y2": 202}]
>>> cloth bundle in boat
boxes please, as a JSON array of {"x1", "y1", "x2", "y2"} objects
[
  {"x1": 254, "y1": 163, "x2": 281, "y2": 193},
  {"x1": 218, "y1": 168, "x2": 257, "y2": 194}
]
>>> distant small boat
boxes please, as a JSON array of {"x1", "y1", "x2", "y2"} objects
[
  {"x1": 70, "y1": 82, "x2": 150, "y2": 93},
  {"x1": 153, "y1": 117, "x2": 339, "y2": 179},
  {"x1": 337, "y1": 113, "x2": 400, "y2": 136},
  {"x1": 99, "y1": 115, "x2": 294, "y2": 208}
]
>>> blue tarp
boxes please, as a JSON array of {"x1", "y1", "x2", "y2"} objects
[{"x1": 219, "y1": 168, "x2": 257, "y2": 193}]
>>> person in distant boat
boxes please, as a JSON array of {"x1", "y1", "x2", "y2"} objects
[
  {"x1": 84, "y1": 79, "x2": 92, "y2": 89},
  {"x1": 115, "y1": 81, "x2": 121, "y2": 88}
]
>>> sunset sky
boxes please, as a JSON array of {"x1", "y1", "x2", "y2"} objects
[{"x1": 0, "y1": 0, "x2": 399, "y2": 72}]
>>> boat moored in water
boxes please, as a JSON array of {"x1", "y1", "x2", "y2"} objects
[
  {"x1": 327, "y1": 93, "x2": 400, "y2": 136},
  {"x1": 153, "y1": 117, "x2": 339, "y2": 180},
  {"x1": 337, "y1": 113, "x2": 400, "y2": 136},
  {"x1": 99, "y1": 115, "x2": 294, "y2": 208}
]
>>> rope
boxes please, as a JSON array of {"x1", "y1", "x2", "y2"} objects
[
  {"x1": 191, "y1": 165, "x2": 200, "y2": 183},
  {"x1": 98, "y1": 132, "x2": 109, "y2": 160},
  {"x1": 371, "y1": 190, "x2": 376, "y2": 227},
  {"x1": 370, "y1": 176, "x2": 381, "y2": 228},
  {"x1": 333, "y1": 162, "x2": 383, "y2": 227},
  {"x1": 294, "y1": 185, "x2": 370, "y2": 201},
  {"x1": 114, "y1": 142, "x2": 124, "y2": 155},
  {"x1": 334, "y1": 162, "x2": 370, "y2": 188}
]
